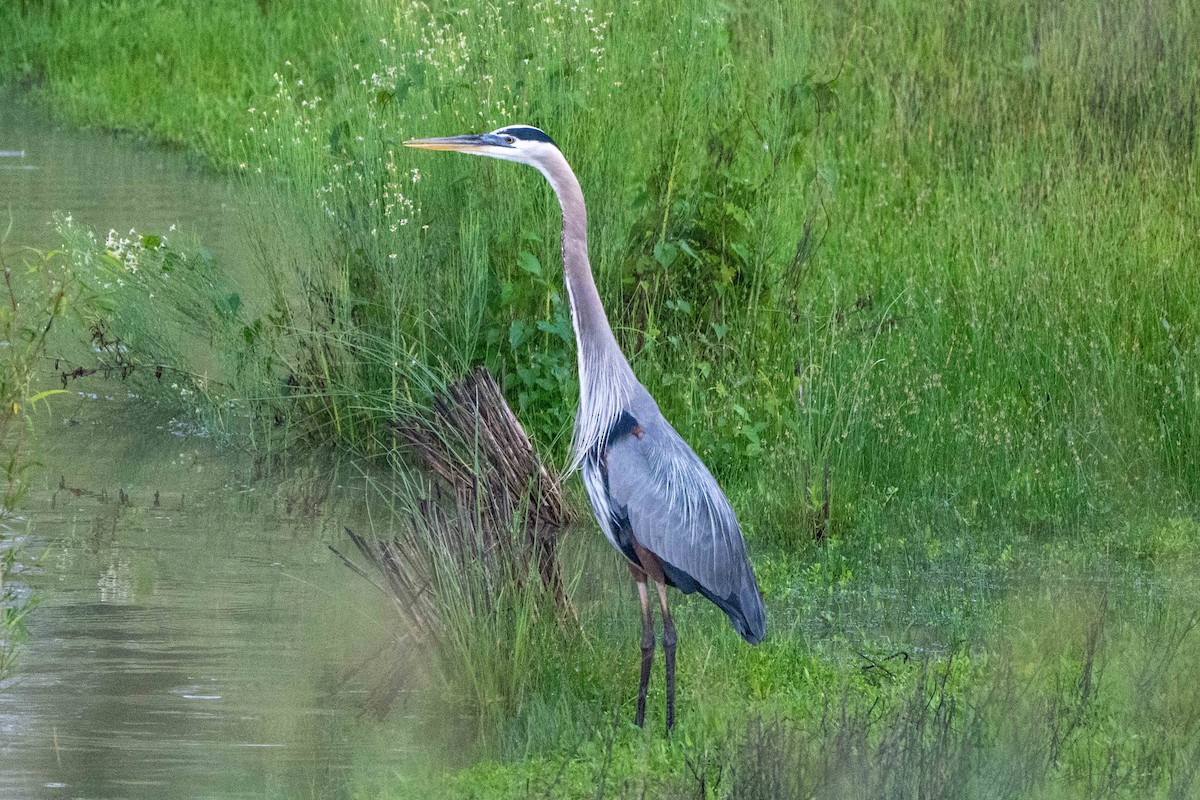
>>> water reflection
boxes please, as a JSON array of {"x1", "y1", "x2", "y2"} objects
[
  {"x1": 1, "y1": 399, "x2": 390, "y2": 799},
  {"x1": 0, "y1": 91, "x2": 242, "y2": 259},
  {"x1": 0, "y1": 92, "x2": 408, "y2": 798}
]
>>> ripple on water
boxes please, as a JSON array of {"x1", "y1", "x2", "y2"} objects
[{"x1": 0, "y1": 403, "x2": 390, "y2": 799}]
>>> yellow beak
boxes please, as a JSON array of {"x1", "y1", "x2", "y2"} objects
[{"x1": 404, "y1": 134, "x2": 490, "y2": 152}]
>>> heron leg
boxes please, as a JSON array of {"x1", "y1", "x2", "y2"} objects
[
  {"x1": 630, "y1": 564, "x2": 655, "y2": 728},
  {"x1": 632, "y1": 542, "x2": 677, "y2": 735},
  {"x1": 656, "y1": 581, "x2": 677, "y2": 734}
]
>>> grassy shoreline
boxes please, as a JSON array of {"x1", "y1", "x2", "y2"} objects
[
  {"x1": 3, "y1": 0, "x2": 1196, "y2": 504},
  {"x1": 3, "y1": 0, "x2": 1199, "y2": 796}
]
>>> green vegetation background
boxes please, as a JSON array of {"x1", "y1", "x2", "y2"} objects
[{"x1": 2, "y1": 0, "x2": 1198, "y2": 797}]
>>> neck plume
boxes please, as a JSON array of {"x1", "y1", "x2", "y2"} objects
[{"x1": 534, "y1": 151, "x2": 636, "y2": 470}]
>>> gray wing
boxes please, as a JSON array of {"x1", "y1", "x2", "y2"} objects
[{"x1": 602, "y1": 391, "x2": 766, "y2": 644}]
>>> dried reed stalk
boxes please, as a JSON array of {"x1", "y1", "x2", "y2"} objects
[{"x1": 337, "y1": 367, "x2": 575, "y2": 638}]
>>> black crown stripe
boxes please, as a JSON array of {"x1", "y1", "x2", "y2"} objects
[{"x1": 494, "y1": 126, "x2": 558, "y2": 147}]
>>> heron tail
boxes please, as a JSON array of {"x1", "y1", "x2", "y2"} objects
[{"x1": 699, "y1": 575, "x2": 766, "y2": 645}]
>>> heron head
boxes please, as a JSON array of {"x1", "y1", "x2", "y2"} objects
[{"x1": 404, "y1": 125, "x2": 559, "y2": 168}]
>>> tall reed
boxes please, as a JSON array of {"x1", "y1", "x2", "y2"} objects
[{"x1": 0, "y1": 236, "x2": 75, "y2": 679}]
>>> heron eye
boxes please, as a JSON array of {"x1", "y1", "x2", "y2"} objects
[{"x1": 504, "y1": 135, "x2": 516, "y2": 145}]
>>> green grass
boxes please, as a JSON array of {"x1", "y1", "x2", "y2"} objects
[
  {"x1": 4, "y1": 0, "x2": 1195, "y2": 510},
  {"x1": 2, "y1": 0, "x2": 1199, "y2": 795},
  {"x1": 352, "y1": 514, "x2": 1200, "y2": 798},
  {"x1": 0, "y1": 233, "x2": 76, "y2": 680}
]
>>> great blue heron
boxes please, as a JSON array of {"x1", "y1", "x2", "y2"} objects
[{"x1": 406, "y1": 125, "x2": 765, "y2": 732}]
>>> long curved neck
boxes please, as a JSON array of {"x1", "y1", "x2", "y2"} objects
[
  {"x1": 537, "y1": 154, "x2": 617, "y2": 351},
  {"x1": 534, "y1": 151, "x2": 636, "y2": 463}
]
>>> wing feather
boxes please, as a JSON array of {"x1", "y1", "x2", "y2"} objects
[{"x1": 602, "y1": 402, "x2": 766, "y2": 644}]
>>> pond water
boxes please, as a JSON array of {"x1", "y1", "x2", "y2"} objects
[
  {"x1": 0, "y1": 95, "x2": 241, "y2": 256},
  {"x1": 0, "y1": 96, "x2": 401, "y2": 799}
]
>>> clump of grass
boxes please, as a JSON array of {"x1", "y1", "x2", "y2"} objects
[
  {"x1": 336, "y1": 367, "x2": 584, "y2": 753},
  {"x1": 0, "y1": 234, "x2": 75, "y2": 679},
  {"x1": 47, "y1": 215, "x2": 277, "y2": 434}
]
